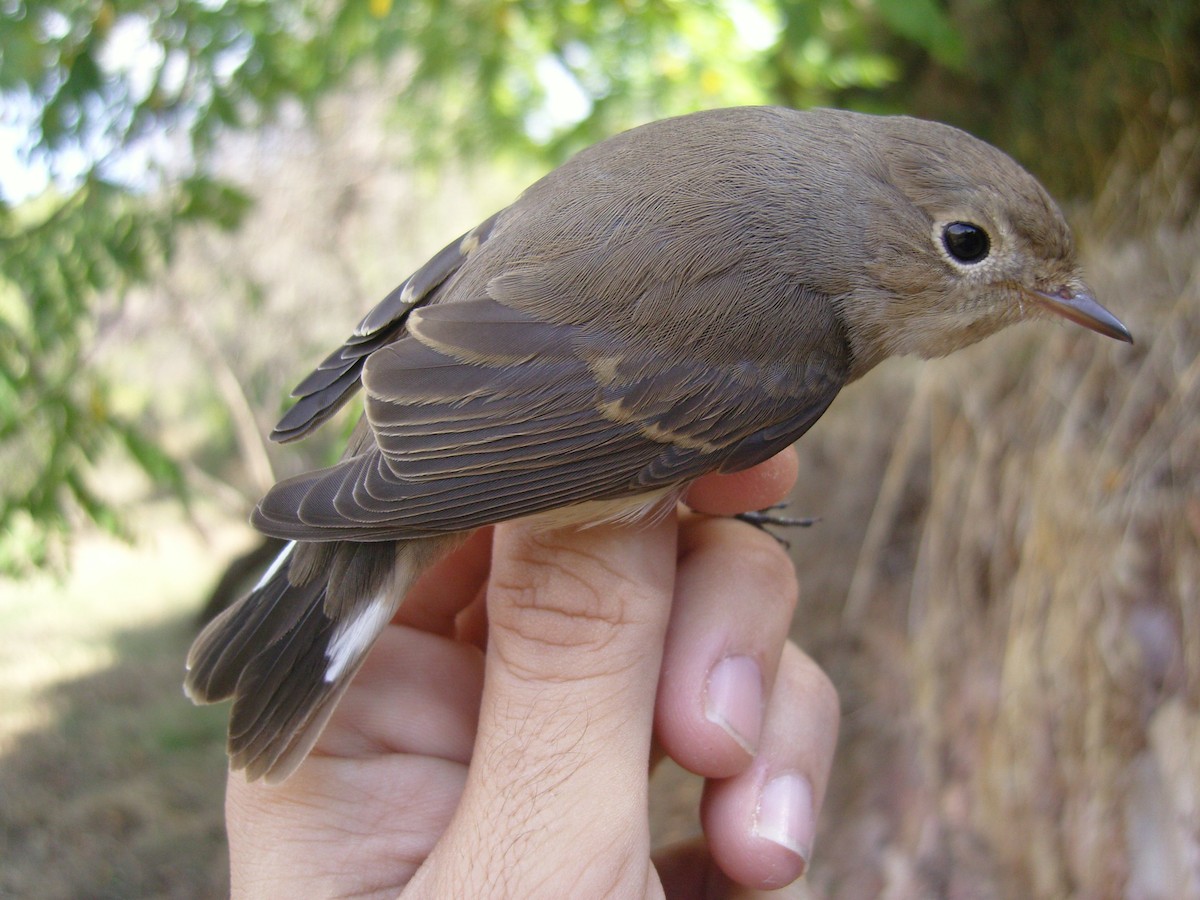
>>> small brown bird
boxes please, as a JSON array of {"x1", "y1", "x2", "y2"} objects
[{"x1": 185, "y1": 107, "x2": 1131, "y2": 782}]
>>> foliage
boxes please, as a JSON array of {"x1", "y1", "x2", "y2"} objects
[
  {"x1": 3, "y1": 0, "x2": 1193, "y2": 574},
  {"x1": 877, "y1": 0, "x2": 1200, "y2": 218}
]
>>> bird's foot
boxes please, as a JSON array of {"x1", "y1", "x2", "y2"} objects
[{"x1": 733, "y1": 504, "x2": 818, "y2": 548}]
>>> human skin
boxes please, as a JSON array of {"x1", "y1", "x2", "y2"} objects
[{"x1": 225, "y1": 449, "x2": 841, "y2": 898}]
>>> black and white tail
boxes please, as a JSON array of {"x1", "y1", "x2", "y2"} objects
[{"x1": 185, "y1": 536, "x2": 447, "y2": 783}]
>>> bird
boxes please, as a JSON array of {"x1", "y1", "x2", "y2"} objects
[{"x1": 185, "y1": 106, "x2": 1132, "y2": 783}]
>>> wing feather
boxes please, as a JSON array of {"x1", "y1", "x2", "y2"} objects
[
  {"x1": 252, "y1": 293, "x2": 847, "y2": 541},
  {"x1": 270, "y1": 213, "x2": 502, "y2": 443}
]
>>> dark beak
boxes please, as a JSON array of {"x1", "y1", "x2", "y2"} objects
[{"x1": 1028, "y1": 287, "x2": 1133, "y2": 344}]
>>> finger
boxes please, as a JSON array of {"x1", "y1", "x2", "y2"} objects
[
  {"x1": 410, "y1": 515, "x2": 678, "y2": 897},
  {"x1": 656, "y1": 517, "x2": 800, "y2": 778},
  {"x1": 224, "y1": 628, "x2": 483, "y2": 895},
  {"x1": 312, "y1": 625, "x2": 484, "y2": 764},
  {"x1": 654, "y1": 839, "x2": 809, "y2": 899},
  {"x1": 453, "y1": 584, "x2": 489, "y2": 649},
  {"x1": 393, "y1": 527, "x2": 492, "y2": 634},
  {"x1": 685, "y1": 448, "x2": 799, "y2": 517},
  {"x1": 226, "y1": 756, "x2": 466, "y2": 896},
  {"x1": 702, "y1": 642, "x2": 840, "y2": 890}
]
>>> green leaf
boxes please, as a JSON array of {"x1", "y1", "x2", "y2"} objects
[{"x1": 873, "y1": 0, "x2": 966, "y2": 69}]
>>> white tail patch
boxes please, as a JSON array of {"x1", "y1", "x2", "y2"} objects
[
  {"x1": 324, "y1": 592, "x2": 397, "y2": 684},
  {"x1": 254, "y1": 540, "x2": 296, "y2": 592}
]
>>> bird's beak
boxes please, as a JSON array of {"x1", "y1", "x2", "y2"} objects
[{"x1": 1027, "y1": 286, "x2": 1133, "y2": 344}]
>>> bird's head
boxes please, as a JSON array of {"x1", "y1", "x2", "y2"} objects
[{"x1": 834, "y1": 113, "x2": 1131, "y2": 378}]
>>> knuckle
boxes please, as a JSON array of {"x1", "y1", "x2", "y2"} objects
[
  {"x1": 730, "y1": 534, "x2": 800, "y2": 603},
  {"x1": 487, "y1": 531, "x2": 658, "y2": 678}
]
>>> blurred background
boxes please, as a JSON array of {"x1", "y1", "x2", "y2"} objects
[{"x1": 1, "y1": 1, "x2": 1197, "y2": 896}]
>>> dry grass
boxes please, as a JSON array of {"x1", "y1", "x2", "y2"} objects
[{"x1": 784, "y1": 213, "x2": 1200, "y2": 896}]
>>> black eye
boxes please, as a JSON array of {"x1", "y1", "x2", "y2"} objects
[{"x1": 942, "y1": 222, "x2": 990, "y2": 264}]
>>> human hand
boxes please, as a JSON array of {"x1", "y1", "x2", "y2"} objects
[{"x1": 225, "y1": 449, "x2": 840, "y2": 897}]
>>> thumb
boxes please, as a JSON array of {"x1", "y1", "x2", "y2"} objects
[{"x1": 408, "y1": 513, "x2": 677, "y2": 898}]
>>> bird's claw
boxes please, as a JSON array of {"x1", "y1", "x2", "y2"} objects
[{"x1": 733, "y1": 504, "x2": 818, "y2": 548}]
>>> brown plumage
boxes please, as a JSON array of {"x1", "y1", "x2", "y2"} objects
[{"x1": 185, "y1": 106, "x2": 1131, "y2": 783}]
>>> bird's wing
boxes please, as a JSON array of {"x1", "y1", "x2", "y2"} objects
[
  {"x1": 252, "y1": 292, "x2": 848, "y2": 542},
  {"x1": 269, "y1": 212, "x2": 503, "y2": 443}
]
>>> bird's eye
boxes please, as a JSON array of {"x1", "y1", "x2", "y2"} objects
[{"x1": 942, "y1": 222, "x2": 990, "y2": 264}]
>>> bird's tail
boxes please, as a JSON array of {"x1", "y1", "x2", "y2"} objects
[{"x1": 185, "y1": 536, "x2": 449, "y2": 783}]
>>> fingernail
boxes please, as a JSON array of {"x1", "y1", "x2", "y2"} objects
[
  {"x1": 754, "y1": 772, "x2": 814, "y2": 869},
  {"x1": 704, "y1": 655, "x2": 763, "y2": 755}
]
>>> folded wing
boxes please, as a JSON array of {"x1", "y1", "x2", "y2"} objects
[{"x1": 254, "y1": 293, "x2": 848, "y2": 541}]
